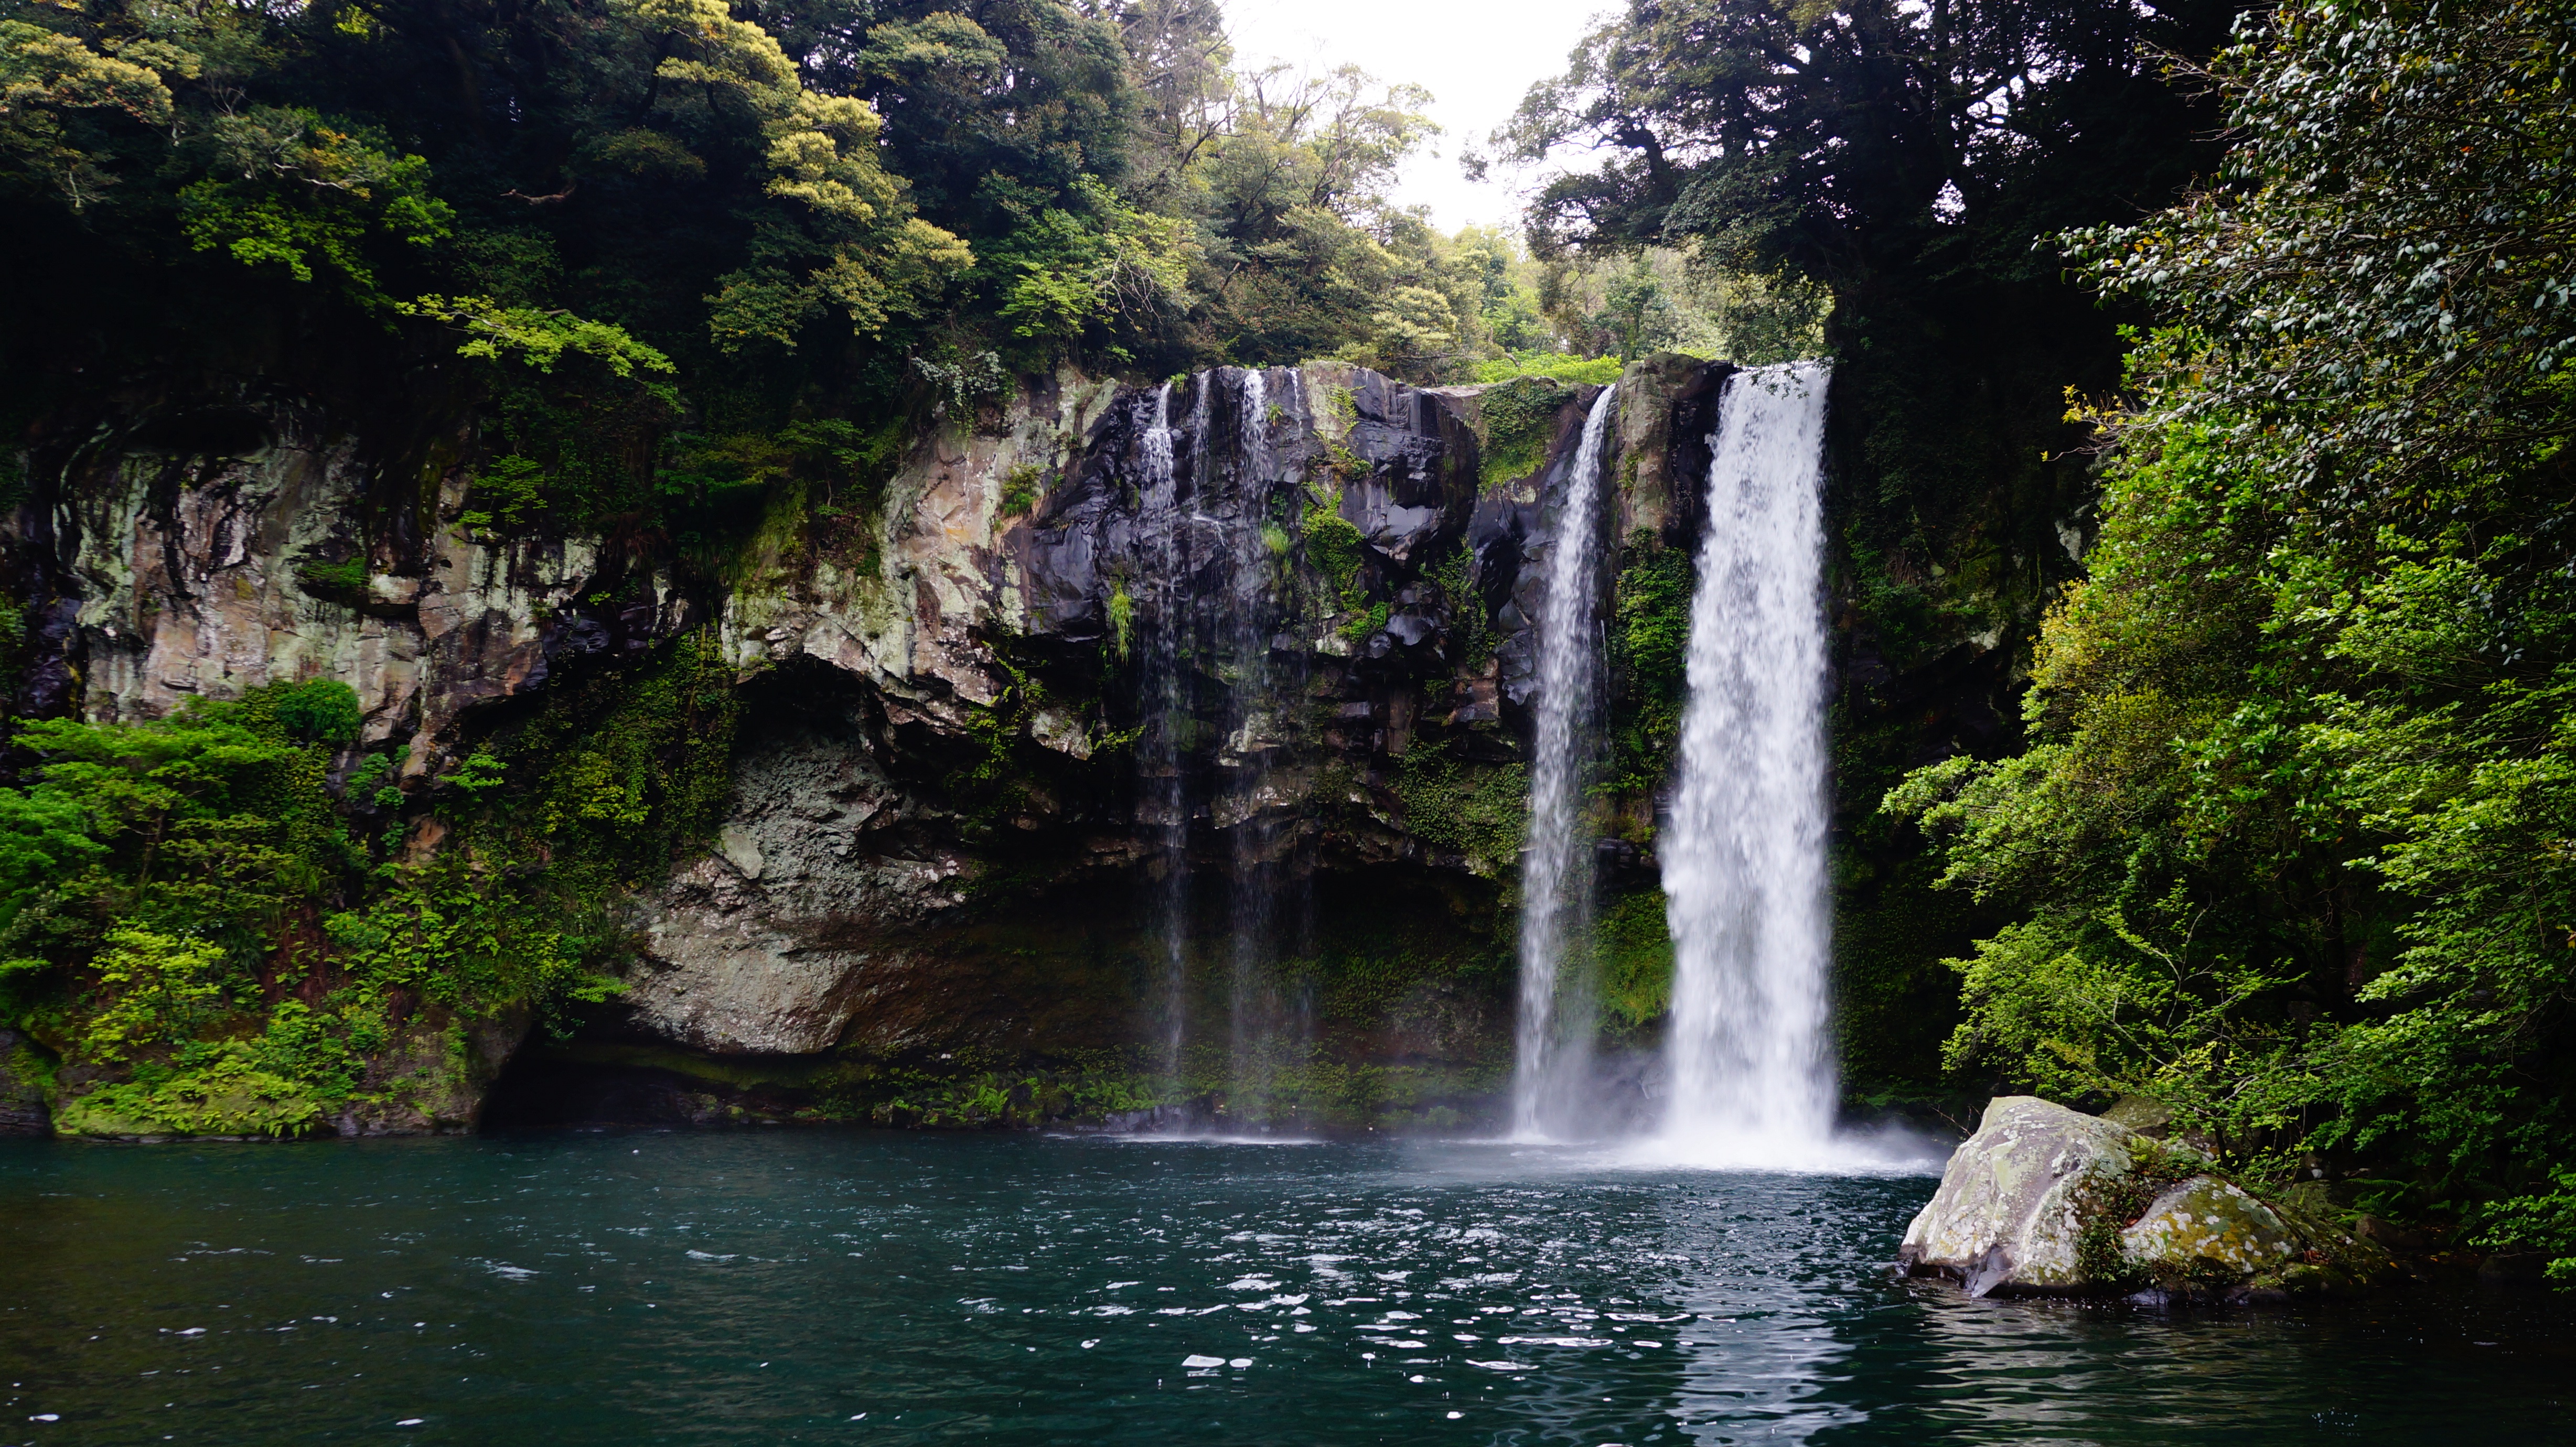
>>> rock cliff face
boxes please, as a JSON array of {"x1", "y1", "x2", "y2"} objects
[
  {"x1": 4, "y1": 359, "x2": 1727, "y2": 1129},
  {"x1": 19, "y1": 400, "x2": 683, "y2": 770}
]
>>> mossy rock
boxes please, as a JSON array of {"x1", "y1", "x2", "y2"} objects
[{"x1": 1902, "y1": 1095, "x2": 2359, "y2": 1300}]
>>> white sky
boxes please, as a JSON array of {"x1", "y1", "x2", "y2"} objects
[{"x1": 1216, "y1": 0, "x2": 1613, "y2": 232}]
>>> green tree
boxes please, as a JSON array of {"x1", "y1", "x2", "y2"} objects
[
  {"x1": 1594, "y1": 254, "x2": 1676, "y2": 361},
  {"x1": 1893, "y1": 0, "x2": 2576, "y2": 1271}
]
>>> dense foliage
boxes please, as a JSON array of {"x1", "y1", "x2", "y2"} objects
[
  {"x1": 1890, "y1": 0, "x2": 2576, "y2": 1276},
  {"x1": 0, "y1": 0, "x2": 1589, "y2": 459},
  {"x1": 1501, "y1": 0, "x2": 2235, "y2": 631},
  {"x1": 0, "y1": 632, "x2": 736, "y2": 1132}
]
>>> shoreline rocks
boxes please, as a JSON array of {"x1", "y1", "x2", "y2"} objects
[{"x1": 1899, "y1": 1095, "x2": 2373, "y2": 1301}]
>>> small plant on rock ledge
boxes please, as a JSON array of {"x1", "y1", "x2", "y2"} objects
[{"x1": 998, "y1": 463, "x2": 1044, "y2": 517}]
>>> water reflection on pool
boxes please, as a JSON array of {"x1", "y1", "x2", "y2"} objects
[{"x1": 3, "y1": 1131, "x2": 2567, "y2": 1444}]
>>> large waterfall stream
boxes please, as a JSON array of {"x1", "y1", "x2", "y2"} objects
[
  {"x1": 1512, "y1": 385, "x2": 1619, "y2": 1140},
  {"x1": 1658, "y1": 361, "x2": 1839, "y2": 1165},
  {"x1": 1507, "y1": 361, "x2": 1845, "y2": 1162}
]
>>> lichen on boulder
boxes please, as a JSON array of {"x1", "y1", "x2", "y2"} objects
[
  {"x1": 2120, "y1": 1174, "x2": 2306, "y2": 1284},
  {"x1": 1899, "y1": 1095, "x2": 2352, "y2": 1300}
]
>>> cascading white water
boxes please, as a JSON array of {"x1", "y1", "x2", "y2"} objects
[
  {"x1": 1657, "y1": 361, "x2": 1838, "y2": 1167},
  {"x1": 1511, "y1": 384, "x2": 1619, "y2": 1140}
]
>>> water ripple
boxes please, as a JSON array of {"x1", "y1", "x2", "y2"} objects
[{"x1": 2, "y1": 1133, "x2": 2570, "y2": 1444}]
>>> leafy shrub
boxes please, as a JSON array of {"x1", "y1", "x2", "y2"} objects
[
  {"x1": 999, "y1": 462, "x2": 1043, "y2": 516},
  {"x1": 271, "y1": 679, "x2": 361, "y2": 744},
  {"x1": 293, "y1": 558, "x2": 368, "y2": 599},
  {"x1": 1475, "y1": 375, "x2": 1575, "y2": 489},
  {"x1": 79, "y1": 927, "x2": 227, "y2": 1064},
  {"x1": 1394, "y1": 741, "x2": 1527, "y2": 876},
  {"x1": 469, "y1": 454, "x2": 548, "y2": 528},
  {"x1": 1302, "y1": 512, "x2": 1376, "y2": 634},
  {"x1": 1472, "y1": 353, "x2": 1624, "y2": 386}
]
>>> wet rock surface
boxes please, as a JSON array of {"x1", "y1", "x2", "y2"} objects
[
  {"x1": 1900, "y1": 1095, "x2": 2148, "y2": 1294},
  {"x1": 619, "y1": 703, "x2": 963, "y2": 1054},
  {"x1": 2120, "y1": 1173, "x2": 2305, "y2": 1282}
]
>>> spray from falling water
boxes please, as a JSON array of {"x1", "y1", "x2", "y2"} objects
[
  {"x1": 1656, "y1": 361, "x2": 1838, "y2": 1167},
  {"x1": 1511, "y1": 384, "x2": 1619, "y2": 1140}
]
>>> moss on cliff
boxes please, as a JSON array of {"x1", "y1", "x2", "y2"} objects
[
  {"x1": 1393, "y1": 741, "x2": 1527, "y2": 877},
  {"x1": 505, "y1": 631, "x2": 741, "y2": 865},
  {"x1": 1595, "y1": 890, "x2": 1675, "y2": 1031},
  {"x1": 1606, "y1": 532, "x2": 1692, "y2": 802},
  {"x1": 1477, "y1": 376, "x2": 1575, "y2": 489},
  {"x1": 1303, "y1": 512, "x2": 1370, "y2": 616}
]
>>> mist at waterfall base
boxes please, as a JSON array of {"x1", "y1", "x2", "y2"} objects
[{"x1": 9, "y1": 1133, "x2": 2569, "y2": 1447}]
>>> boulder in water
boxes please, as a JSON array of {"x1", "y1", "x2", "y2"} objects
[
  {"x1": 2120, "y1": 1174, "x2": 2306, "y2": 1283},
  {"x1": 1900, "y1": 1095, "x2": 2347, "y2": 1300}
]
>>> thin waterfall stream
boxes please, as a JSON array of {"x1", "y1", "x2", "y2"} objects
[
  {"x1": 1133, "y1": 368, "x2": 1312, "y2": 1128},
  {"x1": 1226, "y1": 367, "x2": 1274, "y2": 1119},
  {"x1": 1656, "y1": 360, "x2": 1840, "y2": 1166},
  {"x1": 1223, "y1": 366, "x2": 1310, "y2": 1126},
  {"x1": 1136, "y1": 377, "x2": 1192, "y2": 1082},
  {"x1": 1511, "y1": 384, "x2": 1619, "y2": 1140}
]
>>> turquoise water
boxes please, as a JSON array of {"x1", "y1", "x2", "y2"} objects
[{"x1": 4, "y1": 1131, "x2": 2569, "y2": 1444}]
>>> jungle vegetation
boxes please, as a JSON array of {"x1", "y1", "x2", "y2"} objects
[{"x1": 1893, "y1": 0, "x2": 2576, "y2": 1282}]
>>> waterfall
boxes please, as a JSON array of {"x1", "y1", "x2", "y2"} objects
[
  {"x1": 1225, "y1": 368, "x2": 1305, "y2": 1125},
  {"x1": 1129, "y1": 367, "x2": 1310, "y2": 1126},
  {"x1": 1657, "y1": 361, "x2": 1838, "y2": 1167},
  {"x1": 1511, "y1": 384, "x2": 1619, "y2": 1140},
  {"x1": 1136, "y1": 379, "x2": 1193, "y2": 1080}
]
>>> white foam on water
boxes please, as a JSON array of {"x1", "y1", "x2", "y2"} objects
[
  {"x1": 1609, "y1": 1119, "x2": 1948, "y2": 1176},
  {"x1": 1115, "y1": 1132, "x2": 1327, "y2": 1147}
]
